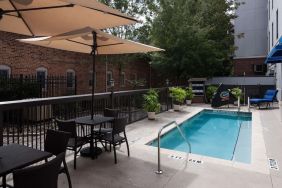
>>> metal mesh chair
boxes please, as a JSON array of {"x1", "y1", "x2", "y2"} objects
[
  {"x1": 44, "y1": 129, "x2": 72, "y2": 188},
  {"x1": 99, "y1": 117, "x2": 130, "y2": 164},
  {"x1": 13, "y1": 152, "x2": 65, "y2": 188},
  {"x1": 56, "y1": 119, "x2": 88, "y2": 169}
]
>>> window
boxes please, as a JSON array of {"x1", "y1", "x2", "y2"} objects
[
  {"x1": 269, "y1": 31, "x2": 271, "y2": 51},
  {"x1": 120, "y1": 72, "x2": 125, "y2": 87},
  {"x1": 66, "y1": 69, "x2": 75, "y2": 88},
  {"x1": 254, "y1": 65, "x2": 264, "y2": 73},
  {"x1": 0, "y1": 65, "x2": 11, "y2": 79},
  {"x1": 269, "y1": 0, "x2": 270, "y2": 20},
  {"x1": 277, "y1": 9, "x2": 279, "y2": 39},
  {"x1": 89, "y1": 71, "x2": 96, "y2": 88},
  {"x1": 36, "y1": 67, "x2": 47, "y2": 89},
  {"x1": 107, "y1": 71, "x2": 113, "y2": 87},
  {"x1": 272, "y1": 22, "x2": 274, "y2": 46}
]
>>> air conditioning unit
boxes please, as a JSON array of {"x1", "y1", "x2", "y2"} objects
[{"x1": 254, "y1": 64, "x2": 264, "y2": 73}]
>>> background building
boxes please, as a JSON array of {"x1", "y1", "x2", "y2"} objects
[
  {"x1": 234, "y1": 0, "x2": 268, "y2": 76},
  {"x1": 0, "y1": 31, "x2": 161, "y2": 98},
  {"x1": 268, "y1": 0, "x2": 282, "y2": 101}
]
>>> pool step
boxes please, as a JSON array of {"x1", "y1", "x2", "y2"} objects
[{"x1": 268, "y1": 158, "x2": 279, "y2": 170}]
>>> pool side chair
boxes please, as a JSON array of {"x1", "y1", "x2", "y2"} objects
[
  {"x1": 250, "y1": 89, "x2": 278, "y2": 109},
  {"x1": 98, "y1": 117, "x2": 130, "y2": 164},
  {"x1": 13, "y1": 152, "x2": 65, "y2": 188},
  {"x1": 56, "y1": 119, "x2": 89, "y2": 170}
]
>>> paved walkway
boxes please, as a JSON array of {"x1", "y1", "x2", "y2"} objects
[{"x1": 58, "y1": 105, "x2": 282, "y2": 188}]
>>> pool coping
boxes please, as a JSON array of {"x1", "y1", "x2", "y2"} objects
[{"x1": 137, "y1": 107, "x2": 269, "y2": 175}]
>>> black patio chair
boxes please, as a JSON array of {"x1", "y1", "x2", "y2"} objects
[
  {"x1": 95, "y1": 108, "x2": 120, "y2": 135},
  {"x1": 99, "y1": 117, "x2": 130, "y2": 164},
  {"x1": 56, "y1": 119, "x2": 89, "y2": 169},
  {"x1": 44, "y1": 129, "x2": 72, "y2": 188},
  {"x1": 13, "y1": 152, "x2": 65, "y2": 188}
]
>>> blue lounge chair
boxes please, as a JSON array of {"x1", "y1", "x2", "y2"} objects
[{"x1": 250, "y1": 89, "x2": 278, "y2": 109}]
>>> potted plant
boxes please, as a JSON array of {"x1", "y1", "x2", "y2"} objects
[
  {"x1": 143, "y1": 89, "x2": 161, "y2": 120},
  {"x1": 169, "y1": 87, "x2": 187, "y2": 111},
  {"x1": 185, "y1": 87, "x2": 194, "y2": 105},
  {"x1": 230, "y1": 87, "x2": 242, "y2": 105},
  {"x1": 206, "y1": 85, "x2": 218, "y2": 103}
]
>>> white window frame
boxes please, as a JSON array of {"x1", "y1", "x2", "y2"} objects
[
  {"x1": 0, "y1": 65, "x2": 11, "y2": 78},
  {"x1": 66, "y1": 69, "x2": 76, "y2": 89}
]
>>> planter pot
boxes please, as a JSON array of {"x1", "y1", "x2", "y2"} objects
[
  {"x1": 186, "y1": 100, "x2": 192, "y2": 105},
  {"x1": 147, "y1": 112, "x2": 156, "y2": 120},
  {"x1": 173, "y1": 104, "x2": 181, "y2": 111}
]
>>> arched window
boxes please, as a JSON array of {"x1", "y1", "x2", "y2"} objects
[
  {"x1": 66, "y1": 69, "x2": 75, "y2": 88},
  {"x1": 107, "y1": 71, "x2": 113, "y2": 87},
  {"x1": 120, "y1": 72, "x2": 125, "y2": 87},
  {"x1": 36, "y1": 67, "x2": 48, "y2": 89},
  {"x1": 89, "y1": 71, "x2": 96, "y2": 88},
  {"x1": 0, "y1": 65, "x2": 11, "y2": 79}
]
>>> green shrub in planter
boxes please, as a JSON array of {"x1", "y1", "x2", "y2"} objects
[
  {"x1": 143, "y1": 89, "x2": 161, "y2": 113},
  {"x1": 230, "y1": 87, "x2": 242, "y2": 100},
  {"x1": 185, "y1": 87, "x2": 194, "y2": 100},
  {"x1": 169, "y1": 87, "x2": 187, "y2": 105},
  {"x1": 206, "y1": 85, "x2": 218, "y2": 103}
]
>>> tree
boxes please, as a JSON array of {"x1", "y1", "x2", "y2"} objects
[
  {"x1": 151, "y1": 0, "x2": 238, "y2": 82},
  {"x1": 98, "y1": 0, "x2": 159, "y2": 88}
]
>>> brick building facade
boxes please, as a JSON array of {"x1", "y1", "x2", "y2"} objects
[
  {"x1": 233, "y1": 57, "x2": 267, "y2": 76},
  {"x1": 0, "y1": 31, "x2": 158, "y2": 95}
]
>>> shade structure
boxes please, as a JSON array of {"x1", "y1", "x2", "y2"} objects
[
  {"x1": 18, "y1": 27, "x2": 164, "y2": 118},
  {"x1": 0, "y1": 0, "x2": 137, "y2": 36},
  {"x1": 265, "y1": 36, "x2": 282, "y2": 64},
  {"x1": 18, "y1": 27, "x2": 164, "y2": 54}
]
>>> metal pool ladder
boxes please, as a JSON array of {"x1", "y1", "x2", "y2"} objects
[{"x1": 155, "y1": 121, "x2": 192, "y2": 174}]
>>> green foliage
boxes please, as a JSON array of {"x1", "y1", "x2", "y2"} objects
[
  {"x1": 185, "y1": 87, "x2": 194, "y2": 100},
  {"x1": 0, "y1": 79, "x2": 40, "y2": 102},
  {"x1": 143, "y1": 89, "x2": 161, "y2": 112},
  {"x1": 230, "y1": 87, "x2": 242, "y2": 100},
  {"x1": 169, "y1": 87, "x2": 187, "y2": 104},
  {"x1": 151, "y1": 0, "x2": 237, "y2": 79},
  {"x1": 206, "y1": 85, "x2": 218, "y2": 102}
]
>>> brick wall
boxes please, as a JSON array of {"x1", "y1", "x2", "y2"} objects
[
  {"x1": 0, "y1": 31, "x2": 155, "y2": 94},
  {"x1": 233, "y1": 57, "x2": 266, "y2": 76}
]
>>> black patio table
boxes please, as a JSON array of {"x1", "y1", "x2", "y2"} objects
[
  {"x1": 0, "y1": 144, "x2": 52, "y2": 188},
  {"x1": 75, "y1": 115, "x2": 114, "y2": 159}
]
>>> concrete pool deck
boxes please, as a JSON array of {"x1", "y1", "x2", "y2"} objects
[{"x1": 58, "y1": 104, "x2": 282, "y2": 188}]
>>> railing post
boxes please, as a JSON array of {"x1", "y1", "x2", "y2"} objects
[
  {"x1": 166, "y1": 87, "x2": 169, "y2": 111},
  {"x1": 74, "y1": 75, "x2": 77, "y2": 95},
  {"x1": 129, "y1": 95, "x2": 132, "y2": 123},
  {"x1": 0, "y1": 110, "x2": 3, "y2": 146}
]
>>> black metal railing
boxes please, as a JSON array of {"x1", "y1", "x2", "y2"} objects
[
  {"x1": 0, "y1": 88, "x2": 172, "y2": 149},
  {"x1": 0, "y1": 75, "x2": 77, "y2": 101}
]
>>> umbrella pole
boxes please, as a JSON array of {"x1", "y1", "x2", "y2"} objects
[{"x1": 91, "y1": 31, "x2": 97, "y2": 120}]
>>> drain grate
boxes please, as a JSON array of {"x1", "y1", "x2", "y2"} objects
[{"x1": 269, "y1": 158, "x2": 279, "y2": 170}]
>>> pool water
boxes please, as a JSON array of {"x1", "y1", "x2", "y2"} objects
[{"x1": 150, "y1": 110, "x2": 252, "y2": 163}]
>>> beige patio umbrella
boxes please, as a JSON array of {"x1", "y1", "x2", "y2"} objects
[
  {"x1": 18, "y1": 27, "x2": 164, "y2": 118},
  {"x1": 0, "y1": 0, "x2": 137, "y2": 36}
]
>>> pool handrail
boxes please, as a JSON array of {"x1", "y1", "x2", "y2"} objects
[{"x1": 155, "y1": 121, "x2": 191, "y2": 175}]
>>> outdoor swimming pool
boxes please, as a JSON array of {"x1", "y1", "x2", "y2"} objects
[{"x1": 150, "y1": 110, "x2": 252, "y2": 163}]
